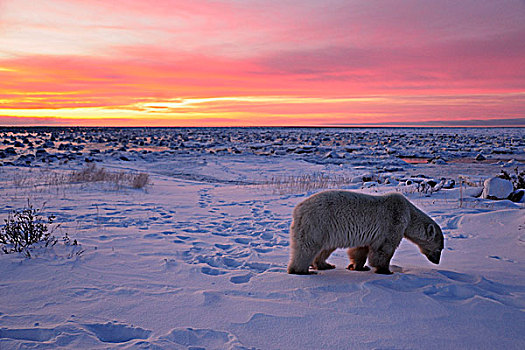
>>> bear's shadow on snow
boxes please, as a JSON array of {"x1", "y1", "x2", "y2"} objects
[
  {"x1": 302, "y1": 262, "x2": 524, "y2": 310},
  {"x1": 364, "y1": 268, "x2": 525, "y2": 308}
]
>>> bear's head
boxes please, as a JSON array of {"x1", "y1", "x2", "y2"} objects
[
  {"x1": 405, "y1": 220, "x2": 444, "y2": 264},
  {"x1": 419, "y1": 223, "x2": 444, "y2": 264}
]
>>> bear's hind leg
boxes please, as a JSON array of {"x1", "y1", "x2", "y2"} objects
[
  {"x1": 347, "y1": 246, "x2": 370, "y2": 271},
  {"x1": 368, "y1": 242, "x2": 395, "y2": 275},
  {"x1": 312, "y1": 248, "x2": 336, "y2": 270}
]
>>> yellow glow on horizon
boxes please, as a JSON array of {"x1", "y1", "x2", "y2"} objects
[
  {"x1": 0, "y1": 106, "x2": 256, "y2": 123},
  {"x1": 137, "y1": 96, "x2": 386, "y2": 110},
  {"x1": 0, "y1": 107, "x2": 145, "y2": 120},
  {"x1": 1, "y1": 92, "x2": 523, "y2": 126},
  {"x1": 0, "y1": 105, "x2": 392, "y2": 127}
]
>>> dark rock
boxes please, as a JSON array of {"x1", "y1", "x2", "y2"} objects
[
  {"x1": 426, "y1": 180, "x2": 438, "y2": 187},
  {"x1": 508, "y1": 189, "x2": 524, "y2": 203},
  {"x1": 5, "y1": 147, "x2": 16, "y2": 155},
  {"x1": 475, "y1": 153, "x2": 486, "y2": 161},
  {"x1": 35, "y1": 148, "x2": 48, "y2": 157},
  {"x1": 492, "y1": 147, "x2": 511, "y2": 154},
  {"x1": 428, "y1": 156, "x2": 446, "y2": 164},
  {"x1": 16, "y1": 154, "x2": 35, "y2": 165},
  {"x1": 294, "y1": 148, "x2": 314, "y2": 154}
]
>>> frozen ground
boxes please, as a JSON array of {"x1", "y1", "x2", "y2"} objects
[{"x1": 0, "y1": 127, "x2": 524, "y2": 349}]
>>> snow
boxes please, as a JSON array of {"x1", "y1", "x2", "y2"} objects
[{"x1": 0, "y1": 127, "x2": 524, "y2": 349}]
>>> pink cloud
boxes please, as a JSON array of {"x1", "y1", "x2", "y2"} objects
[{"x1": 0, "y1": 0, "x2": 524, "y2": 125}]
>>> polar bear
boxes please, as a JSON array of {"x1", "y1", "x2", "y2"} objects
[{"x1": 287, "y1": 190, "x2": 444, "y2": 275}]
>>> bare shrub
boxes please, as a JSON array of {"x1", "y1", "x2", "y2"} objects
[
  {"x1": 0, "y1": 202, "x2": 84, "y2": 258},
  {"x1": 0, "y1": 202, "x2": 58, "y2": 257},
  {"x1": 498, "y1": 167, "x2": 525, "y2": 190}
]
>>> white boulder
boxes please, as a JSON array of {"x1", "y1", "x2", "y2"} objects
[{"x1": 481, "y1": 177, "x2": 513, "y2": 199}]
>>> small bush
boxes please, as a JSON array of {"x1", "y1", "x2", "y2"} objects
[
  {"x1": 0, "y1": 203, "x2": 58, "y2": 257},
  {"x1": 498, "y1": 167, "x2": 525, "y2": 190},
  {"x1": 0, "y1": 202, "x2": 83, "y2": 258}
]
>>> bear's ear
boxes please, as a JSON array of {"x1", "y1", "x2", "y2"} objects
[{"x1": 426, "y1": 224, "x2": 437, "y2": 239}]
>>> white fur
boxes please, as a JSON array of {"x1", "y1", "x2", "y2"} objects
[{"x1": 287, "y1": 190, "x2": 444, "y2": 275}]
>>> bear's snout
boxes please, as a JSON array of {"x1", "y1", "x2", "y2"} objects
[{"x1": 426, "y1": 250, "x2": 441, "y2": 264}]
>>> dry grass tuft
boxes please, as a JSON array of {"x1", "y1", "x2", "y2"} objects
[
  {"x1": 69, "y1": 164, "x2": 150, "y2": 189},
  {"x1": 262, "y1": 172, "x2": 353, "y2": 194},
  {"x1": 131, "y1": 172, "x2": 150, "y2": 189},
  {"x1": 70, "y1": 164, "x2": 111, "y2": 183}
]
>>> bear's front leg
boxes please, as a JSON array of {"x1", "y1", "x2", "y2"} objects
[
  {"x1": 288, "y1": 241, "x2": 322, "y2": 275},
  {"x1": 368, "y1": 242, "x2": 396, "y2": 275},
  {"x1": 311, "y1": 248, "x2": 336, "y2": 270}
]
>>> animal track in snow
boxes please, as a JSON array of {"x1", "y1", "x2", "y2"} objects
[
  {"x1": 170, "y1": 196, "x2": 289, "y2": 275},
  {"x1": 488, "y1": 255, "x2": 516, "y2": 263},
  {"x1": 0, "y1": 327, "x2": 59, "y2": 342},
  {"x1": 154, "y1": 327, "x2": 248, "y2": 349},
  {"x1": 201, "y1": 266, "x2": 228, "y2": 276},
  {"x1": 84, "y1": 322, "x2": 151, "y2": 343},
  {"x1": 230, "y1": 273, "x2": 253, "y2": 284},
  {"x1": 0, "y1": 322, "x2": 153, "y2": 347}
]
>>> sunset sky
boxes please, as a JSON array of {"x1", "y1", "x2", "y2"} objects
[{"x1": 0, "y1": 0, "x2": 524, "y2": 126}]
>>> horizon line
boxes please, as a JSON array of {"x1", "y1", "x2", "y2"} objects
[{"x1": 1, "y1": 117, "x2": 524, "y2": 128}]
